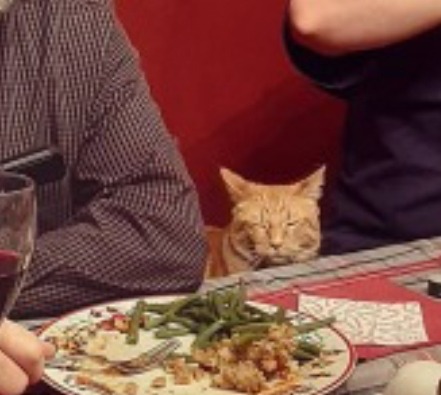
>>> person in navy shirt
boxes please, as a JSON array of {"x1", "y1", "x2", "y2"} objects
[{"x1": 285, "y1": 1, "x2": 441, "y2": 254}]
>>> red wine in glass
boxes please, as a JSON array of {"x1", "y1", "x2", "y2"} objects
[
  {"x1": 0, "y1": 171, "x2": 36, "y2": 321},
  {"x1": 0, "y1": 250, "x2": 26, "y2": 319}
]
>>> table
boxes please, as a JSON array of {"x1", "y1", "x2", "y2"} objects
[{"x1": 26, "y1": 236, "x2": 441, "y2": 395}]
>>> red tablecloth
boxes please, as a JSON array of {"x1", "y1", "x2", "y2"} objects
[{"x1": 253, "y1": 274, "x2": 441, "y2": 360}]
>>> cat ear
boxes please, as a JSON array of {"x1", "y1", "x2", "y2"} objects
[
  {"x1": 298, "y1": 166, "x2": 326, "y2": 200},
  {"x1": 220, "y1": 167, "x2": 253, "y2": 203}
]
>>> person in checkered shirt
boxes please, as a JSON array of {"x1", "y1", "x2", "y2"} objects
[{"x1": 1, "y1": 0, "x2": 207, "y2": 318}]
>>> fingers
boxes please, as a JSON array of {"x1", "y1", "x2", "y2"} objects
[
  {"x1": 0, "y1": 320, "x2": 47, "y2": 385},
  {"x1": 0, "y1": 347, "x2": 30, "y2": 395},
  {"x1": 41, "y1": 340, "x2": 56, "y2": 360}
]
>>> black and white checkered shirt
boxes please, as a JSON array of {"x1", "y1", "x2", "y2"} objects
[{"x1": 1, "y1": 0, "x2": 207, "y2": 319}]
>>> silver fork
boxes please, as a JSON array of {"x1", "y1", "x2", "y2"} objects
[{"x1": 46, "y1": 337, "x2": 182, "y2": 375}]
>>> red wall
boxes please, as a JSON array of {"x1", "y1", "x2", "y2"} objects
[{"x1": 116, "y1": 0, "x2": 345, "y2": 226}]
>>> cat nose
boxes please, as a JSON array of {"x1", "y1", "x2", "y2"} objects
[
  {"x1": 269, "y1": 228, "x2": 283, "y2": 250},
  {"x1": 270, "y1": 238, "x2": 283, "y2": 249}
]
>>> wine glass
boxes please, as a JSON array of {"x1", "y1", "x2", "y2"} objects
[{"x1": 0, "y1": 172, "x2": 36, "y2": 321}]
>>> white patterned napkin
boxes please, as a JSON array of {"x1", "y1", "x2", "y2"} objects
[{"x1": 298, "y1": 293, "x2": 428, "y2": 345}]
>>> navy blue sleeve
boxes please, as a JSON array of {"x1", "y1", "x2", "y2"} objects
[{"x1": 282, "y1": 17, "x2": 378, "y2": 99}]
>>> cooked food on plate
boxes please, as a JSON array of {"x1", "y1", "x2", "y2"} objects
[{"x1": 42, "y1": 284, "x2": 348, "y2": 395}]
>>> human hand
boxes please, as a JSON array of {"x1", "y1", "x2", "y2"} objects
[{"x1": 0, "y1": 319, "x2": 55, "y2": 395}]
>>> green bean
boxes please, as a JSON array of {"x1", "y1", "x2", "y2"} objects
[
  {"x1": 212, "y1": 289, "x2": 228, "y2": 320},
  {"x1": 237, "y1": 280, "x2": 247, "y2": 308},
  {"x1": 213, "y1": 291, "x2": 228, "y2": 319},
  {"x1": 231, "y1": 322, "x2": 272, "y2": 334},
  {"x1": 167, "y1": 294, "x2": 201, "y2": 316},
  {"x1": 155, "y1": 326, "x2": 191, "y2": 339},
  {"x1": 223, "y1": 302, "x2": 237, "y2": 321},
  {"x1": 126, "y1": 300, "x2": 147, "y2": 344},
  {"x1": 227, "y1": 288, "x2": 239, "y2": 309},
  {"x1": 243, "y1": 304, "x2": 273, "y2": 321},
  {"x1": 220, "y1": 288, "x2": 233, "y2": 307},
  {"x1": 229, "y1": 282, "x2": 246, "y2": 322},
  {"x1": 297, "y1": 340, "x2": 322, "y2": 356},
  {"x1": 144, "y1": 295, "x2": 200, "y2": 330},
  {"x1": 144, "y1": 314, "x2": 168, "y2": 330},
  {"x1": 236, "y1": 309, "x2": 254, "y2": 321},
  {"x1": 193, "y1": 320, "x2": 226, "y2": 349},
  {"x1": 183, "y1": 307, "x2": 217, "y2": 323},
  {"x1": 223, "y1": 317, "x2": 247, "y2": 330},
  {"x1": 293, "y1": 317, "x2": 336, "y2": 334},
  {"x1": 168, "y1": 316, "x2": 199, "y2": 331},
  {"x1": 196, "y1": 323, "x2": 209, "y2": 334},
  {"x1": 273, "y1": 306, "x2": 287, "y2": 323},
  {"x1": 292, "y1": 348, "x2": 317, "y2": 362},
  {"x1": 144, "y1": 303, "x2": 172, "y2": 314},
  {"x1": 232, "y1": 332, "x2": 266, "y2": 347},
  {"x1": 206, "y1": 291, "x2": 217, "y2": 317}
]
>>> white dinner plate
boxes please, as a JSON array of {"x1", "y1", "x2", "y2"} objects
[{"x1": 39, "y1": 295, "x2": 356, "y2": 395}]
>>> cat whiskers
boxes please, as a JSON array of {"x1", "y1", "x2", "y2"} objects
[
  {"x1": 242, "y1": 237, "x2": 263, "y2": 270},
  {"x1": 249, "y1": 254, "x2": 265, "y2": 270}
]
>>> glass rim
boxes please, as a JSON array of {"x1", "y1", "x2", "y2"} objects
[{"x1": 0, "y1": 170, "x2": 35, "y2": 196}]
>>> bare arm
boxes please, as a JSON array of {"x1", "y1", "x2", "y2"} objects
[{"x1": 288, "y1": 0, "x2": 441, "y2": 56}]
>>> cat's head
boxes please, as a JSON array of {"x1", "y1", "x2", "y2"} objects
[{"x1": 221, "y1": 166, "x2": 325, "y2": 267}]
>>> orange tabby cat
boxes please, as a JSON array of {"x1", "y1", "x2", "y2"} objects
[{"x1": 205, "y1": 167, "x2": 325, "y2": 278}]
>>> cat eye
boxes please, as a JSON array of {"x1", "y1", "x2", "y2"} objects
[
  {"x1": 299, "y1": 240, "x2": 313, "y2": 248},
  {"x1": 286, "y1": 221, "x2": 300, "y2": 228}
]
